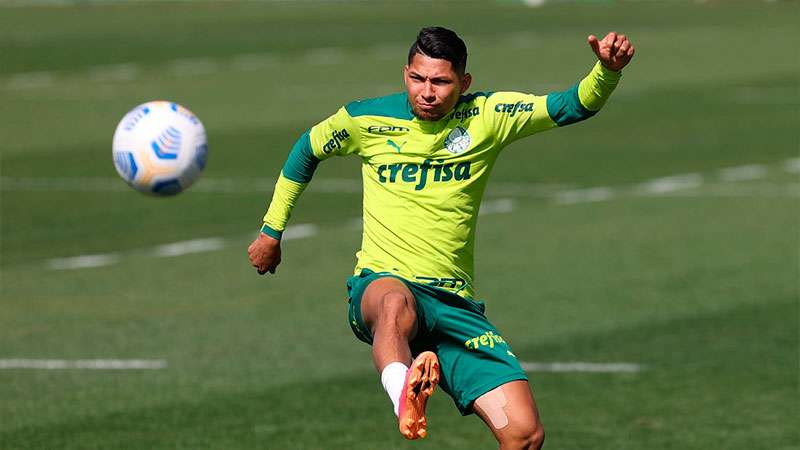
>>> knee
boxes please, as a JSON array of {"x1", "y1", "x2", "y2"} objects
[
  {"x1": 527, "y1": 424, "x2": 545, "y2": 450},
  {"x1": 505, "y1": 422, "x2": 544, "y2": 450},
  {"x1": 375, "y1": 292, "x2": 416, "y2": 330}
]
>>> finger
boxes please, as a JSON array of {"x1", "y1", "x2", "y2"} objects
[
  {"x1": 627, "y1": 45, "x2": 635, "y2": 58},
  {"x1": 616, "y1": 41, "x2": 630, "y2": 59},
  {"x1": 268, "y1": 267, "x2": 276, "y2": 274},
  {"x1": 588, "y1": 34, "x2": 600, "y2": 56},
  {"x1": 258, "y1": 268, "x2": 267, "y2": 275},
  {"x1": 615, "y1": 36, "x2": 628, "y2": 56},
  {"x1": 605, "y1": 32, "x2": 618, "y2": 54}
]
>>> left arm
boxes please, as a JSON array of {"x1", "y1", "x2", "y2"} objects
[{"x1": 485, "y1": 32, "x2": 635, "y2": 145}]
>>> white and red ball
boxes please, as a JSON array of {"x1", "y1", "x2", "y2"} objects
[{"x1": 112, "y1": 101, "x2": 208, "y2": 196}]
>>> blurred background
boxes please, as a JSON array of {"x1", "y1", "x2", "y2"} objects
[{"x1": 1, "y1": 1, "x2": 797, "y2": 449}]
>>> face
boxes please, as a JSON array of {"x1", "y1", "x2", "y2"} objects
[{"x1": 404, "y1": 53, "x2": 472, "y2": 121}]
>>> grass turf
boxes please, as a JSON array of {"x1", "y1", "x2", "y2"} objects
[{"x1": 1, "y1": 1, "x2": 798, "y2": 449}]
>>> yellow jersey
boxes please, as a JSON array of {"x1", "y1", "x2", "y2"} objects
[{"x1": 262, "y1": 62, "x2": 621, "y2": 298}]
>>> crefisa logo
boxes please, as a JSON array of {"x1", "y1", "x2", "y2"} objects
[
  {"x1": 444, "y1": 126, "x2": 471, "y2": 155},
  {"x1": 495, "y1": 101, "x2": 534, "y2": 117},
  {"x1": 322, "y1": 128, "x2": 350, "y2": 154}
]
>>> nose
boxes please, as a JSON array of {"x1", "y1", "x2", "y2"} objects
[{"x1": 421, "y1": 81, "x2": 435, "y2": 101}]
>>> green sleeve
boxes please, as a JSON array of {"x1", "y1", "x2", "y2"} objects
[
  {"x1": 260, "y1": 108, "x2": 362, "y2": 238},
  {"x1": 546, "y1": 61, "x2": 621, "y2": 126}
]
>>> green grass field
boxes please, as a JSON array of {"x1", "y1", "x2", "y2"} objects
[{"x1": 1, "y1": 1, "x2": 798, "y2": 449}]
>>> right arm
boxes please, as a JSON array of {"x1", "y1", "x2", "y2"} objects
[{"x1": 248, "y1": 107, "x2": 361, "y2": 275}]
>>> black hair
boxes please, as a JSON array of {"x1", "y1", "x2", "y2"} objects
[{"x1": 408, "y1": 26, "x2": 468, "y2": 75}]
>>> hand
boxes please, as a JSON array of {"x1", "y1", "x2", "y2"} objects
[
  {"x1": 588, "y1": 32, "x2": 635, "y2": 72},
  {"x1": 247, "y1": 233, "x2": 282, "y2": 275}
]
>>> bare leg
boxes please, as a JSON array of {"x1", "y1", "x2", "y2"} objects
[
  {"x1": 473, "y1": 380, "x2": 545, "y2": 450},
  {"x1": 360, "y1": 277, "x2": 418, "y2": 371},
  {"x1": 360, "y1": 277, "x2": 438, "y2": 439}
]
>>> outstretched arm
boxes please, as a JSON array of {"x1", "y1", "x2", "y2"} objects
[{"x1": 486, "y1": 32, "x2": 635, "y2": 144}]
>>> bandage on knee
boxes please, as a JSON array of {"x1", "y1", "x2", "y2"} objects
[{"x1": 475, "y1": 386, "x2": 509, "y2": 429}]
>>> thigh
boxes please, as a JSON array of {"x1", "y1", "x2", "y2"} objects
[
  {"x1": 473, "y1": 380, "x2": 543, "y2": 444},
  {"x1": 430, "y1": 298, "x2": 527, "y2": 414}
]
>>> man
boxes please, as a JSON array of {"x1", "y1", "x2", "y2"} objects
[{"x1": 249, "y1": 27, "x2": 634, "y2": 449}]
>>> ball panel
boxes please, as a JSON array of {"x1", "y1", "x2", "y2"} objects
[
  {"x1": 150, "y1": 125, "x2": 182, "y2": 160},
  {"x1": 151, "y1": 179, "x2": 183, "y2": 196},
  {"x1": 113, "y1": 151, "x2": 139, "y2": 183}
]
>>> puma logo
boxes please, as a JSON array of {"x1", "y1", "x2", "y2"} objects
[{"x1": 387, "y1": 139, "x2": 406, "y2": 153}]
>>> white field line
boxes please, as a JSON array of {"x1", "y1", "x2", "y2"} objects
[
  {"x1": 45, "y1": 224, "x2": 316, "y2": 271},
  {"x1": 651, "y1": 182, "x2": 800, "y2": 198},
  {"x1": 282, "y1": 223, "x2": 319, "y2": 240},
  {"x1": 48, "y1": 253, "x2": 120, "y2": 270},
  {"x1": 0, "y1": 359, "x2": 167, "y2": 370},
  {"x1": 30, "y1": 161, "x2": 800, "y2": 271},
  {"x1": 41, "y1": 198, "x2": 511, "y2": 272},
  {"x1": 7, "y1": 71, "x2": 54, "y2": 90},
  {"x1": 557, "y1": 181, "x2": 800, "y2": 205},
  {"x1": 520, "y1": 362, "x2": 642, "y2": 373},
  {"x1": 486, "y1": 182, "x2": 576, "y2": 198},
  {"x1": 784, "y1": 158, "x2": 800, "y2": 174},
  {"x1": 718, "y1": 164, "x2": 768, "y2": 182},
  {"x1": 87, "y1": 63, "x2": 140, "y2": 82},
  {"x1": 154, "y1": 238, "x2": 226, "y2": 257},
  {"x1": 637, "y1": 173, "x2": 703, "y2": 195},
  {"x1": 554, "y1": 187, "x2": 615, "y2": 205},
  {"x1": 521, "y1": 0, "x2": 547, "y2": 8},
  {"x1": 479, "y1": 198, "x2": 515, "y2": 215}
]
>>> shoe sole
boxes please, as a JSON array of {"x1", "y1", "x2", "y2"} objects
[{"x1": 398, "y1": 351, "x2": 440, "y2": 440}]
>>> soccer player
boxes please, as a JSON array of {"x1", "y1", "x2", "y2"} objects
[{"x1": 248, "y1": 27, "x2": 634, "y2": 449}]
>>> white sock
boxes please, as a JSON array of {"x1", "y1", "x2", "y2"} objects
[{"x1": 381, "y1": 362, "x2": 409, "y2": 417}]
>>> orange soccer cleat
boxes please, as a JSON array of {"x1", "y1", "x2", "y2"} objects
[{"x1": 398, "y1": 351, "x2": 440, "y2": 440}]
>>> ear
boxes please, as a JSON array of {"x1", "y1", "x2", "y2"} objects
[
  {"x1": 460, "y1": 73, "x2": 472, "y2": 94},
  {"x1": 402, "y1": 65, "x2": 410, "y2": 87}
]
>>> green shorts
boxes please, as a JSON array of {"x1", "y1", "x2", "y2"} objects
[{"x1": 346, "y1": 269, "x2": 527, "y2": 415}]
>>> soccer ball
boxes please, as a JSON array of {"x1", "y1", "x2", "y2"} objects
[{"x1": 112, "y1": 101, "x2": 208, "y2": 196}]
